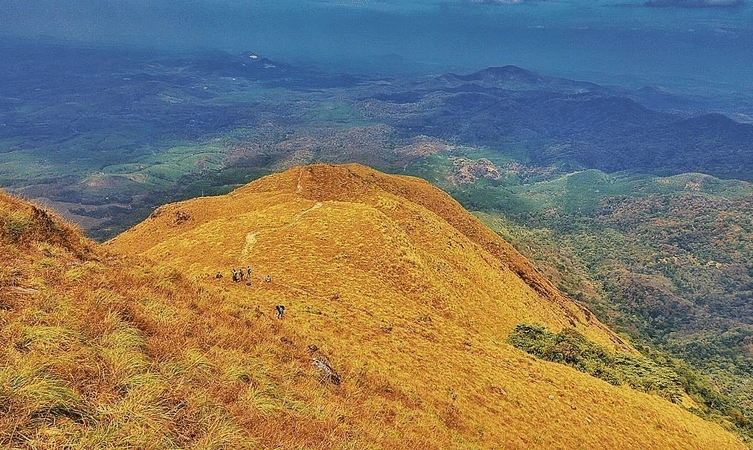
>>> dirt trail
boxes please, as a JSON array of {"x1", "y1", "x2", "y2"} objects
[
  {"x1": 296, "y1": 167, "x2": 305, "y2": 193},
  {"x1": 241, "y1": 232, "x2": 258, "y2": 259},
  {"x1": 241, "y1": 202, "x2": 322, "y2": 257}
]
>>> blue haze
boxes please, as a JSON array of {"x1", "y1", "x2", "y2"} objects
[{"x1": 2, "y1": 0, "x2": 752, "y2": 92}]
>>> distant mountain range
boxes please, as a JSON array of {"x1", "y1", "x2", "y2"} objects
[{"x1": 362, "y1": 65, "x2": 753, "y2": 181}]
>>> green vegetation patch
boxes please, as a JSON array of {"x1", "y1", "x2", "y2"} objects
[
  {"x1": 1, "y1": 363, "x2": 90, "y2": 422},
  {"x1": 19, "y1": 325, "x2": 81, "y2": 352},
  {"x1": 508, "y1": 323, "x2": 753, "y2": 442},
  {"x1": 1, "y1": 210, "x2": 32, "y2": 241},
  {"x1": 508, "y1": 323, "x2": 682, "y2": 401}
]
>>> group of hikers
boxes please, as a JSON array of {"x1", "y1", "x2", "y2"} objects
[
  {"x1": 214, "y1": 265, "x2": 282, "y2": 318},
  {"x1": 215, "y1": 265, "x2": 272, "y2": 283},
  {"x1": 232, "y1": 265, "x2": 253, "y2": 282}
]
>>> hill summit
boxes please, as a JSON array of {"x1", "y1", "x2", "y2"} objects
[
  {"x1": 107, "y1": 163, "x2": 743, "y2": 449},
  {"x1": 111, "y1": 163, "x2": 620, "y2": 347},
  {"x1": 1, "y1": 165, "x2": 745, "y2": 449}
]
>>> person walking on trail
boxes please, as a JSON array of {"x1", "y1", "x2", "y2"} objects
[
  {"x1": 239, "y1": 268, "x2": 244, "y2": 281},
  {"x1": 232, "y1": 269, "x2": 238, "y2": 282},
  {"x1": 247, "y1": 265, "x2": 252, "y2": 277},
  {"x1": 276, "y1": 305, "x2": 285, "y2": 319}
]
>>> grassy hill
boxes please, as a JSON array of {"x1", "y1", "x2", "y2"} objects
[
  {"x1": 0, "y1": 163, "x2": 744, "y2": 448},
  {"x1": 93, "y1": 163, "x2": 745, "y2": 448}
]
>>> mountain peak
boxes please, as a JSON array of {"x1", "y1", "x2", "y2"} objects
[
  {"x1": 104, "y1": 164, "x2": 746, "y2": 448},
  {"x1": 2, "y1": 170, "x2": 746, "y2": 449},
  {"x1": 452, "y1": 65, "x2": 543, "y2": 84},
  {"x1": 154, "y1": 162, "x2": 625, "y2": 347},
  {"x1": 113, "y1": 163, "x2": 629, "y2": 357}
]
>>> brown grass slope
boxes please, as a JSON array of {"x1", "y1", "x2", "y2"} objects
[
  {"x1": 2, "y1": 190, "x2": 293, "y2": 449},
  {"x1": 103, "y1": 163, "x2": 744, "y2": 449}
]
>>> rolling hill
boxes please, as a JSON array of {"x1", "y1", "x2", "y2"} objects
[{"x1": 96, "y1": 163, "x2": 743, "y2": 448}]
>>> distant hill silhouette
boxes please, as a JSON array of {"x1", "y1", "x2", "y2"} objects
[{"x1": 363, "y1": 68, "x2": 753, "y2": 181}]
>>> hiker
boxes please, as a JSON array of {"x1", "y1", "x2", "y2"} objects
[
  {"x1": 239, "y1": 268, "x2": 244, "y2": 281},
  {"x1": 276, "y1": 305, "x2": 285, "y2": 319},
  {"x1": 247, "y1": 265, "x2": 252, "y2": 277},
  {"x1": 265, "y1": 275, "x2": 271, "y2": 283},
  {"x1": 232, "y1": 269, "x2": 238, "y2": 282}
]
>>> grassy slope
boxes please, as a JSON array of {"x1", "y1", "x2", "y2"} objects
[
  {"x1": 1, "y1": 190, "x2": 281, "y2": 449},
  {"x1": 100, "y1": 163, "x2": 743, "y2": 449}
]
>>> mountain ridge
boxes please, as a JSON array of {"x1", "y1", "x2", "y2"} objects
[
  {"x1": 1, "y1": 165, "x2": 747, "y2": 448},
  {"x1": 111, "y1": 163, "x2": 623, "y2": 348},
  {"x1": 102, "y1": 163, "x2": 745, "y2": 448}
]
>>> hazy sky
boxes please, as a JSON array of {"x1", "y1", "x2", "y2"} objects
[{"x1": 2, "y1": 0, "x2": 752, "y2": 88}]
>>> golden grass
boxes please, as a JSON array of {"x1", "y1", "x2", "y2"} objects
[{"x1": 1, "y1": 170, "x2": 747, "y2": 449}]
